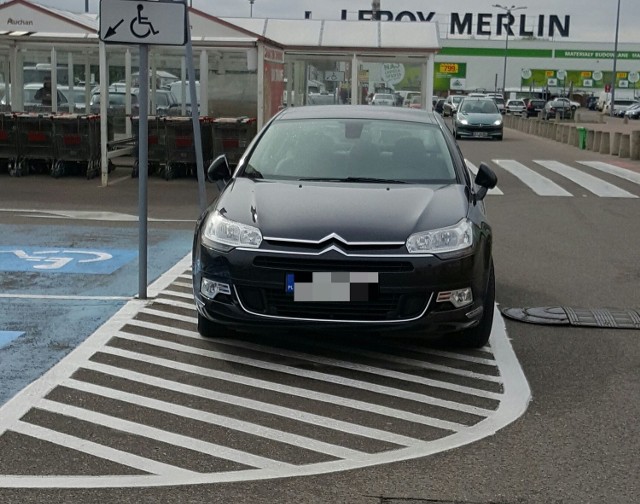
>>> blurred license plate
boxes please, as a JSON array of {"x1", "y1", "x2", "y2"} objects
[
  {"x1": 286, "y1": 272, "x2": 379, "y2": 302},
  {"x1": 473, "y1": 131, "x2": 488, "y2": 137}
]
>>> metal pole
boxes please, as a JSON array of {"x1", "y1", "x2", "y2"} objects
[
  {"x1": 138, "y1": 44, "x2": 149, "y2": 300},
  {"x1": 610, "y1": 0, "x2": 621, "y2": 117},
  {"x1": 502, "y1": 22, "x2": 509, "y2": 96},
  {"x1": 183, "y1": 0, "x2": 207, "y2": 213}
]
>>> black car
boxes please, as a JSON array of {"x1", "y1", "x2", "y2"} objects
[
  {"x1": 522, "y1": 98, "x2": 546, "y2": 118},
  {"x1": 192, "y1": 105, "x2": 498, "y2": 348},
  {"x1": 452, "y1": 98, "x2": 503, "y2": 140},
  {"x1": 541, "y1": 99, "x2": 572, "y2": 120}
]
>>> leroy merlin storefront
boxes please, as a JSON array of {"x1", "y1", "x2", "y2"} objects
[{"x1": 425, "y1": 39, "x2": 640, "y2": 102}]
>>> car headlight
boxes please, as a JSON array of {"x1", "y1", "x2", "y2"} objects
[
  {"x1": 457, "y1": 118, "x2": 469, "y2": 125},
  {"x1": 406, "y1": 219, "x2": 473, "y2": 254},
  {"x1": 201, "y1": 211, "x2": 262, "y2": 251},
  {"x1": 493, "y1": 119, "x2": 503, "y2": 126}
]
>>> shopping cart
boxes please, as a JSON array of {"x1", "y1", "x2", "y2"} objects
[
  {"x1": 51, "y1": 114, "x2": 102, "y2": 179},
  {"x1": 163, "y1": 116, "x2": 214, "y2": 180},
  {"x1": 14, "y1": 112, "x2": 55, "y2": 176},
  {"x1": 212, "y1": 117, "x2": 257, "y2": 166},
  {"x1": 0, "y1": 113, "x2": 19, "y2": 176},
  {"x1": 131, "y1": 115, "x2": 165, "y2": 178}
]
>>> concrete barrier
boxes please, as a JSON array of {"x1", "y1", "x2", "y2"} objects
[
  {"x1": 568, "y1": 127, "x2": 577, "y2": 146},
  {"x1": 612, "y1": 132, "x2": 621, "y2": 155},
  {"x1": 631, "y1": 131, "x2": 640, "y2": 160},
  {"x1": 562, "y1": 125, "x2": 570, "y2": 144},
  {"x1": 593, "y1": 130, "x2": 602, "y2": 151},
  {"x1": 555, "y1": 124, "x2": 563, "y2": 142},
  {"x1": 599, "y1": 131, "x2": 610, "y2": 154},
  {"x1": 529, "y1": 119, "x2": 536, "y2": 135},
  {"x1": 619, "y1": 134, "x2": 631, "y2": 158},
  {"x1": 586, "y1": 129, "x2": 595, "y2": 150}
]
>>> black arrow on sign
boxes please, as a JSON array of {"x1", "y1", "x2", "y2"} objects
[{"x1": 105, "y1": 19, "x2": 124, "y2": 39}]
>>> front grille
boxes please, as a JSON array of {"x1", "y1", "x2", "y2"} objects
[
  {"x1": 253, "y1": 256, "x2": 414, "y2": 273},
  {"x1": 236, "y1": 286, "x2": 429, "y2": 322}
]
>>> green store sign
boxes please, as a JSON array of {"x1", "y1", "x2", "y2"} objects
[
  {"x1": 555, "y1": 50, "x2": 640, "y2": 59},
  {"x1": 521, "y1": 69, "x2": 640, "y2": 90}
]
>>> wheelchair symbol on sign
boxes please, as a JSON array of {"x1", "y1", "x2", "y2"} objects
[
  {"x1": 130, "y1": 4, "x2": 159, "y2": 39},
  {"x1": 0, "y1": 249, "x2": 113, "y2": 270}
]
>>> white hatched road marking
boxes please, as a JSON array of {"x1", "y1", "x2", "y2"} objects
[
  {"x1": 0, "y1": 254, "x2": 531, "y2": 488},
  {"x1": 577, "y1": 161, "x2": 640, "y2": 186},
  {"x1": 465, "y1": 160, "x2": 504, "y2": 195},
  {"x1": 534, "y1": 160, "x2": 638, "y2": 198},
  {"x1": 492, "y1": 159, "x2": 573, "y2": 196}
]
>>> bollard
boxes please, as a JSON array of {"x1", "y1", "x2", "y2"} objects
[
  {"x1": 586, "y1": 129, "x2": 595, "y2": 150},
  {"x1": 593, "y1": 130, "x2": 602, "y2": 151},
  {"x1": 555, "y1": 123, "x2": 563, "y2": 142},
  {"x1": 619, "y1": 134, "x2": 631, "y2": 158},
  {"x1": 599, "y1": 131, "x2": 610, "y2": 154},
  {"x1": 612, "y1": 132, "x2": 621, "y2": 155},
  {"x1": 631, "y1": 131, "x2": 640, "y2": 160},
  {"x1": 568, "y1": 127, "x2": 577, "y2": 146}
]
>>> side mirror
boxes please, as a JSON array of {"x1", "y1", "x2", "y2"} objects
[
  {"x1": 474, "y1": 162, "x2": 498, "y2": 201},
  {"x1": 207, "y1": 154, "x2": 231, "y2": 184}
]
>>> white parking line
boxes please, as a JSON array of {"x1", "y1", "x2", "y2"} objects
[{"x1": 0, "y1": 253, "x2": 531, "y2": 489}]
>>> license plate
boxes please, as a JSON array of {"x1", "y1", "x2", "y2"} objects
[
  {"x1": 286, "y1": 272, "x2": 379, "y2": 302},
  {"x1": 473, "y1": 131, "x2": 488, "y2": 137}
]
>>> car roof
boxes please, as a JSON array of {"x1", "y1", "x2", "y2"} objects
[{"x1": 275, "y1": 105, "x2": 441, "y2": 124}]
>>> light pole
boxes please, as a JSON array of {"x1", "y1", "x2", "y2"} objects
[
  {"x1": 493, "y1": 4, "x2": 526, "y2": 97},
  {"x1": 610, "y1": 0, "x2": 621, "y2": 117},
  {"x1": 249, "y1": 0, "x2": 255, "y2": 17}
]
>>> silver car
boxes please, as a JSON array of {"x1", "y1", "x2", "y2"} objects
[{"x1": 371, "y1": 93, "x2": 395, "y2": 106}]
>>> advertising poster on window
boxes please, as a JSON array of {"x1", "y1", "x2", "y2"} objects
[{"x1": 263, "y1": 46, "x2": 285, "y2": 121}]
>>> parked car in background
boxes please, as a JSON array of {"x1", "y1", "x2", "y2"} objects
[
  {"x1": 452, "y1": 97, "x2": 503, "y2": 140},
  {"x1": 0, "y1": 82, "x2": 70, "y2": 110},
  {"x1": 541, "y1": 99, "x2": 572, "y2": 120},
  {"x1": 554, "y1": 97, "x2": 581, "y2": 110},
  {"x1": 443, "y1": 94, "x2": 464, "y2": 116},
  {"x1": 586, "y1": 96, "x2": 599, "y2": 110},
  {"x1": 194, "y1": 104, "x2": 498, "y2": 348},
  {"x1": 624, "y1": 102, "x2": 640, "y2": 119},
  {"x1": 505, "y1": 99, "x2": 526, "y2": 114},
  {"x1": 370, "y1": 93, "x2": 395, "y2": 106},
  {"x1": 605, "y1": 99, "x2": 639, "y2": 117},
  {"x1": 408, "y1": 95, "x2": 422, "y2": 109},
  {"x1": 492, "y1": 96, "x2": 506, "y2": 114},
  {"x1": 522, "y1": 98, "x2": 546, "y2": 118},
  {"x1": 602, "y1": 98, "x2": 638, "y2": 116}
]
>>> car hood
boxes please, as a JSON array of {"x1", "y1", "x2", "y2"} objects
[
  {"x1": 214, "y1": 178, "x2": 469, "y2": 242},
  {"x1": 457, "y1": 112, "x2": 502, "y2": 124}
]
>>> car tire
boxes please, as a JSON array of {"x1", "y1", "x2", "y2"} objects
[
  {"x1": 452, "y1": 262, "x2": 495, "y2": 348},
  {"x1": 197, "y1": 313, "x2": 236, "y2": 339}
]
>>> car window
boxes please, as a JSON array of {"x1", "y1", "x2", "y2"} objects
[
  {"x1": 460, "y1": 100, "x2": 498, "y2": 114},
  {"x1": 245, "y1": 119, "x2": 456, "y2": 183}
]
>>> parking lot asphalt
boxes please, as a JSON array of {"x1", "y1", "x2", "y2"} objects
[{"x1": 0, "y1": 171, "x2": 210, "y2": 406}]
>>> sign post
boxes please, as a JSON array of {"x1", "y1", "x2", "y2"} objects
[{"x1": 100, "y1": 0, "x2": 191, "y2": 300}]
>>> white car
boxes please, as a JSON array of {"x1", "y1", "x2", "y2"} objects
[
  {"x1": 370, "y1": 93, "x2": 395, "y2": 106},
  {"x1": 554, "y1": 97, "x2": 581, "y2": 110},
  {"x1": 505, "y1": 99, "x2": 526, "y2": 114}
]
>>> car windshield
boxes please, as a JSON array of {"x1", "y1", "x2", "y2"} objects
[
  {"x1": 452, "y1": 96, "x2": 463, "y2": 104},
  {"x1": 460, "y1": 100, "x2": 499, "y2": 114},
  {"x1": 244, "y1": 118, "x2": 457, "y2": 183}
]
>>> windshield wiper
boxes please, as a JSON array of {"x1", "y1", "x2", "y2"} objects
[{"x1": 298, "y1": 176, "x2": 406, "y2": 184}]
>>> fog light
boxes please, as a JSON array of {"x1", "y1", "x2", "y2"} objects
[
  {"x1": 437, "y1": 288, "x2": 473, "y2": 308},
  {"x1": 201, "y1": 278, "x2": 231, "y2": 300}
]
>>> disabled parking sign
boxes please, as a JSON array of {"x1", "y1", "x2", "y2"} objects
[{"x1": 0, "y1": 247, "x2": 137, "y2": 274}]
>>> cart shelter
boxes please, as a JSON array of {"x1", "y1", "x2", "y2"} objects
[{"x1": 0, "y1": 0, "x2": 441, "y2": 185}]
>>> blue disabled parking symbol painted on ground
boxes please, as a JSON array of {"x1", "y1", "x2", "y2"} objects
[
  {"x1": 0, "y1": 331, "x2": 24, "y2": 349},
  {"x1": 0, "y1": 247, "x2": 137, "y2": 274}
]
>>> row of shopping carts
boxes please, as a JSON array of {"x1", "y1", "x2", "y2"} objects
[
  {"x1": 0, "y1": 112, "x2": 104, "y2": 179},
  {"x1": 131, "y1": 116, "x2": 257, "y2": 180}
]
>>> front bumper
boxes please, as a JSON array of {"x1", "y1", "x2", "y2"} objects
[
  {"x1": 192, "y1": 241, "x2": 492, "y2": 337},
  {"x1": 455, "y1": 123, "x2": 503, "y2": 139}
]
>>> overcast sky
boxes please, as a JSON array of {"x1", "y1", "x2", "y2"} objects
[{"x1": 29, "y1": 0, "x2": 639, "y2": 43}]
